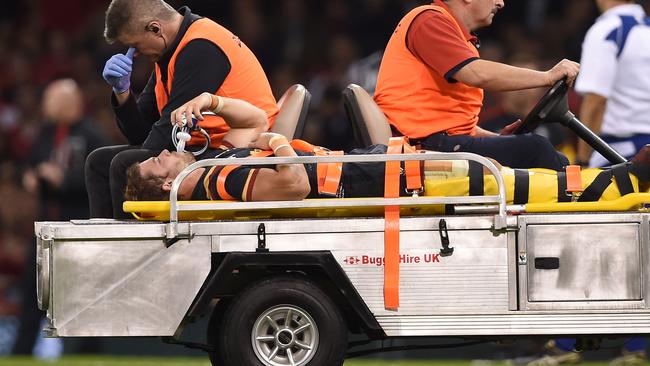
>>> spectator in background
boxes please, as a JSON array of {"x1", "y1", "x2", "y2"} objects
[
  {"x1": 574, "y1": 0, "x2": 650, "y2": 168},
  {"x1": 0, "y1": 158, "x2": 36, "y2": 356},
  {"x1": 374, "y1": 0, "x2": 579, "y2": 171},
  {"x1": 12, "y1": 79, "x2": 108, "y2": 357}
]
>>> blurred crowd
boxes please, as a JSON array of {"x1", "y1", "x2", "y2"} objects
[{"x1": 1, "y1": 0, "x2": 643, "y2": 356}]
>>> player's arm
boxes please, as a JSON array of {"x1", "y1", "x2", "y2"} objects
[
  {"x1": 573, "y1": 24, "x2": 617, "y2": 164},
  {"x1": 576, "y1": 93, "x2": 607, "y2": 163},
  {"x1": 171, "y1": 93, "x2": 268, "y2": 148},
  {"x1": 249, "y1": 133, "x2": 310, "y2": 201}
]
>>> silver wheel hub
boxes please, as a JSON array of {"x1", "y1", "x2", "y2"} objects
[{"x1": 252, "y1": 305, "x2": 319, "y2": 366}]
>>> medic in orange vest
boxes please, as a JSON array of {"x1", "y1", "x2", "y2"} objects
[{"x1": 374, "y1": 0, "x2": 579, "y2": 171}]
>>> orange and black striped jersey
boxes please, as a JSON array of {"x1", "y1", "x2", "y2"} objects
[
  {"x1": 187, "y1": 147, "x2": 650, "y2": 203},
  {"x1": 188, "y1": 145, "x2": 409, "y2": 201},
  {"x1": 190, "y1": 148, "x2": 319, "y2": 201}
]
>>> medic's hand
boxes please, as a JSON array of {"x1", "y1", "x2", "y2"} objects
[
  {"x1": 102, "y1": 48, "x2": 135, "y2": 94},
  {"x1": 500, "y1": 119, "x2": 522, "y2": 136},
  {"x1": 545, "y1": 59, "x2": 580, "y2": 86},
  {"x1": 170, "y1": 92, "x2": 214, "y2": 128}
]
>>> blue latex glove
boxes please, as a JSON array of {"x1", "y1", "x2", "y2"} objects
[{"x1": 102, "y1": 48, "x2": 135, "y2": 94}]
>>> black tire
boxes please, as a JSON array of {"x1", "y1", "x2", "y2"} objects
[
  {"x1": 207, "y1": 299, "x2": 231, "y2": 366},
  {"x1": 208, "y1": 276, "x2": 347, "y2": 366}
]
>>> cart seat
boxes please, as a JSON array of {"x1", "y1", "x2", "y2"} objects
[
  {"x1": 342, "y1": 84, "x2": 392, "y2": 147},
  {"x1": 271, "y1": 84, "x2": 311, "y2": 140}
]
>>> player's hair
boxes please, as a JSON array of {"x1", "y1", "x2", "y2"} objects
[{"x1": 124, "y1": 163, "x2": 170, "y2": 201}]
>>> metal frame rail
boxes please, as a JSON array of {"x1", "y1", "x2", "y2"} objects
[{"x1": 165, "y1": 152, "x2": 507, "y2": 242}]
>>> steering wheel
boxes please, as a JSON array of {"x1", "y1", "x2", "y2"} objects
[{"x1": 513, "y1": 79, "x2": 568, "y2": 135}]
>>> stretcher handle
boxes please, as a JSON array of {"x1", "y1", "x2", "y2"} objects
[{"x1": 165, "y1": 152, "x2": 508, "y2": 241}]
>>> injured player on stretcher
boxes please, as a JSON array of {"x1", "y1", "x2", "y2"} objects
[{"x1": 124, "y1": 93, "x2": 650, "y2": 205}]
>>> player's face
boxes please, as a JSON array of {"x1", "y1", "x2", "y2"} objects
[
  {"x1": 470, "y1": 0, "x2": 504, "y2": 28},
  {"x1": 139, "y1": 150, "x2": 195, "y2": 180}
]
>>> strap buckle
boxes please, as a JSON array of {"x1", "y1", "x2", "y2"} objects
[
  {"x1": 406, "y1": 187, "x2": 424, "y2": 197},
  {"x1": 565, "y1": 165, "x2": 583, "y2": 202}
]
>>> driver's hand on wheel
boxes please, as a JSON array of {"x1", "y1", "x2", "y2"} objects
[
  {"x1": 545, "y1": 59, "x2": 580, "y2": 86},
  {"x1": 500, "y1": 119, "x2": 522, "y2": 136}
]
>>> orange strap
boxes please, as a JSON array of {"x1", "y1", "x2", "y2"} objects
[
  {"x1": 565, "y1": 165, "x2": 583, "y2": 193},
  {"x1": 402, "y1": 143, "x2": 423, "y2": 192},
  {"x1": 290, "y1": 139, "x2": 318, "y2": 152},
  {"x1": 385, "y1": 137, "x2": 404, "y2": 197},
  {"x1": 319, "y1": 151, "x2": 343, "y2": 196},
  {"x1": 215, "y1": 150, "x2": 273, "y2": 200},
  {"x1": 291, "y1": 139, "x2": 343, "y2": 196},
  {"x1": 313, "y1": 149, "x2": 330, "y2": 194},
  {"x1": 383, "y1": 137, "x2": 405, "y2": 310}
]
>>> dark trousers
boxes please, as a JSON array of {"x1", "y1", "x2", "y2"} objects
[
  {"x1": 420, "y1": 133, "x2": 569, "y2": 171},
  {"x1": 85, "y1": 145, "x2": 158, "y2": 219}
]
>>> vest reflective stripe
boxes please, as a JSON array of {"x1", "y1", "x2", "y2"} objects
[
  {"x1": 154, "y1": 18, "x2": 278, "y2": 148},
  {"x1": 374, "y1": 5, "x2": 484, "y2": 139}
]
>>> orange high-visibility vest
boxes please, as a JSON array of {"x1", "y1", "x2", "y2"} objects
[
  {"x1": 374, "y1": 5, "x2": 484, "y2": 139},
  {"x1": 155, "y1": 18, "x2": 278, "y2": 148}
]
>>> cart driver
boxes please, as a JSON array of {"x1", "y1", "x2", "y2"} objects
[
  {"x1": 124, "y1": 93, "x2": 650, "y2": 204},
  {"x1": 373, "y1": 0, "x2": 579, "y2": 171}
]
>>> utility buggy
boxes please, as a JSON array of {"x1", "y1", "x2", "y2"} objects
[{"x1": 35, "y1": 81, "x2": 650, "y2": 365}]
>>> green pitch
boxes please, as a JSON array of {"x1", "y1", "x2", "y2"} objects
[{"x1": 0, "y1": 357, "x2": 640, "y2": 366}]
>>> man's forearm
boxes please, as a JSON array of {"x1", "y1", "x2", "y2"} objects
[
  {"x1": 113, "y1": 91, "x2": 155, "y2": 146},
  {"x1": 456, "y1": 60, "x2": 549, "y2": 92},
  {"x1": 577, "y1": 93, "x2": 607, "y2": 163},
  {"x1": 269, "y1": 134, "x2": 301, "y2": 172},
  {"x1": 208, "y1": 94, "x2": 268, "y2": 131},
  {"x1": 114, "y1": 90, "x2": 131, "y2": 106},
  {"x1": 249, "y1": 134, "x2": 310, "y2": 201}
]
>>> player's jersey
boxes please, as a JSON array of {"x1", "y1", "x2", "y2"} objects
[{"x1": 189, "y1": 145, "x2": 410, "y2": 201}]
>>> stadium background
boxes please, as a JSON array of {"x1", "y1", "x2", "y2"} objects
[{"x1": 1, "y1": 0, "x2": 649, "y2": 362}]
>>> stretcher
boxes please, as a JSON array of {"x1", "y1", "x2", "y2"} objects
[{"x1": 35, "y1": 81, "x2": 650, "y2": 366}]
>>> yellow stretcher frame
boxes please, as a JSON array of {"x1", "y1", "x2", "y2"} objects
[
  {"x1": 123, "y1": 199, "x2": 447, "y2": 221},
  {"x1": 122, "y1": 152, "x2": 650, "y2": 223},
  {"x1": 123, "y1": 192, "x2": 650, "y2": 222},
  {"x1": 524, "y1": 193, "x2": 650, "y2": 213}
]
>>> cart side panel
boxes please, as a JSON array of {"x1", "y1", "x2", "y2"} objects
[
  {"x1": 50, "y1": 236, "x2": 211, "y2": 337},
  {"x1": 519, "y1": 213, "x2": 646, "y2": 311},
  {"x1": 528, "y1": 223, "x2": 640, "y2": 302}
]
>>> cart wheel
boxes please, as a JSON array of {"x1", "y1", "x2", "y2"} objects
[{"x1": 208, "y1": 276, "x2": 347, "y2": 366}]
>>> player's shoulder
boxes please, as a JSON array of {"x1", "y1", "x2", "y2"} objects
[
  {"x1": 410, "y1": 8, "x2": 458, "y2": 31},
  {"x1": 585, "y1": 14, "x2": 623, "y2": 41}
]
